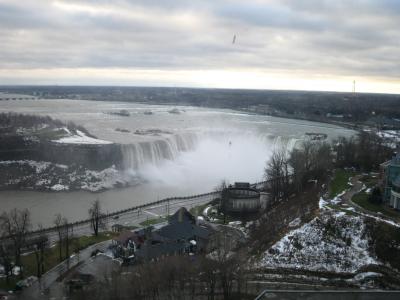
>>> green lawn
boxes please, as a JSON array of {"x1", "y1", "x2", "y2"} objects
[
  {"x1": 329, "y1": 169, "x2": 354, "y2": 198},
  {"x1": 0, "y1": 232, "x2": 116, "y2": 291},
  {"x1": 326, "y1": 204, "x2": 358, "y2": 216},
  {"x1": 139, "y1": 216, "x2": 167, "y2": 227},
  {"x1": 352, "y1": 192, "x2": 400, "y2": 221},
  {"x1": 359, "y1": 174, "x2": 379, "y2": 188}
]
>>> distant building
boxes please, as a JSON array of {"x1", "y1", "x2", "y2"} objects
[
  {"x1": 221, "y1": 182, "x2": 261, "y2": 215},
  {"x1": 381, "y1": 152, "x2": 400, "y2": 209}
]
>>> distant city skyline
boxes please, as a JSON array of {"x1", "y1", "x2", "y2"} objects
[{"x1": 0, "y1": 0, "x2": 399, "y2": 94}]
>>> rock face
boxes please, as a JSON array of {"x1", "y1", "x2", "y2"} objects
[
  {"x1": 0, "y1": 135, "x2": 123, "y2": 170},
  {"x1": 0, "y1": 134, "x2": 128, "y2": 192},
  {"x1": 39, "y1": 142, "x2": 123, "y2": 170},
  {"x1": 0, "y1": 113, "x2": 129, "y2": 191},
  {"x1": 0, "y1": 160, "x2": 134, "y2": 192}
]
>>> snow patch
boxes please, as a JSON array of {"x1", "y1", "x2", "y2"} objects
[
  {"x1": 288, "y1": 217, "x2": 301, "y2": 228},
  {"x1": 319, "y1": 197, "x2": 328, "y2": 209},
  {"x1": 52, "y1": 130, "x2": 112, "y2": 144},
  {"x1": 51, "y1": 184, "x2": 69, "y2": 191}
]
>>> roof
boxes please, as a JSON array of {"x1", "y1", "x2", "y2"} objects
[
  {"x1": 113, "y1": 230, "x2": 142, "y2": 245},
  {"x1": 234, "y1": 182, "x2": 250, "y2": 188},
  {"x1": 135, "y1": 240, "x2": 186, "y2": 260},
  {"x1": 158, "y1": 222, "x2": 211, "y2": 241},
  {"x1": 169, "y1": 207, "x2": 196, "y2": 224}
]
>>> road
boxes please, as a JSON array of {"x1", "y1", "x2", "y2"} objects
[
  {"x1": 25, "y1": 193, "x2": 219, "y2": 246},
  {"x1": 337, "y1": 175, "x2": 400, "y2": 227}
]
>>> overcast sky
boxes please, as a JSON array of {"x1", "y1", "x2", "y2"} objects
[{"x1": 0, "y1": 0, "x2": 399, "y2": 93}]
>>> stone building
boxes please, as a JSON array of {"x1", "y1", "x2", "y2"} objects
[{"x1": 221, "y1": 182, "x2": 261, "y2": 215}]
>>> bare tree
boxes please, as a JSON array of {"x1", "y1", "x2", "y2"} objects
[
  {"x1": 88, "y1": 199, "x2": 104, "y2": 236},
  {"x1": 54, "y1": 213, "x2": 64, "y2": 262},
  {"x1": 0, "y1": 208, "x2": 31, "y2": 278},
  {"x1": 0, "y1": 240, "x2": 13, "y2": 285},
  {"x1": 63, "y1": 218, "x2": 72, "y2": 264},
  {"x1": 264, "y1": 149, "x2": 291, "y2": 202},
  {"x1": 215, "y1": 179, "x2": 229, "y2": 193},
  {"x1": 200, "y1": 257, "x2": 218, "y2": 300},
  {"x1": 54, "y1": 214, "x2": 72, "y2": 263},
  {"x1": 28, "y1": 226, "x2": 48, "y2": 278}
]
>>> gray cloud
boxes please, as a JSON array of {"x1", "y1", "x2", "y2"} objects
[{"x1": 0, "y1": 0, "x2": 399, "y2": 83}]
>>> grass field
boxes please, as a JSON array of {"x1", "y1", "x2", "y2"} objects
[
  {"x1": 139, "y1": 216, "x2": 167, "y2": 227},
  {"x1": 359, "y1": 174, "x2": 379, "y2": 188},
  {"x1": 329, "y1": 169, "x2": 354, "y2": 198},
  {"x1": 352, "y1": 192, "x2": 400, "y2": 221}
]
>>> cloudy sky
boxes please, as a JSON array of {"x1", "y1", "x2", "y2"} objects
[{"x1": 0, "y1": 0, "x2": 399, "y2": 93}]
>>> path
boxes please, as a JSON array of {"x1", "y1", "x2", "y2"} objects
[{"x1": 337, "y1": 175, "x2": 400, "y2": 227}]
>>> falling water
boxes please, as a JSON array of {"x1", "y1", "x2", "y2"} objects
[{"x1": 121, "y1": 132, "x2": 199, "y2": 169}]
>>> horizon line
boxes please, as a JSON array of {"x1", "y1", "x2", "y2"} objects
[{"x1": 1, "y1": 84, "x2": 400, "y2": 96}]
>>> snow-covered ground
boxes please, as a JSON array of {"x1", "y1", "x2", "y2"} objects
[
  {"x1": 52, "y1": 129, "x2": 113, "y2": 145},
  {"x1": 257, "y1": 210, "x2": 379, "y2": 273},
  {"x1": 378, "y1": 130, "x2": 400, "y2": 140},
  {"x1": 0, "y1": 160, "x2": 134, "y2": 192}
]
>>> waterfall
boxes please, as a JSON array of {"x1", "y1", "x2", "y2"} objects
[
  {"x1": 121, "y1": 133, "x2": 198, "y2": 170},
  {"x1": 258, "y1": 134, "x2": 300, "y2": 154},
  {"x1": 120, "y1": 130, "x2": 300, "y2": 171}
]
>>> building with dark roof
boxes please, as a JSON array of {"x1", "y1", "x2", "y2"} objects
[{"x1": 113, "y1": 207, "x2": 215, "y2": 263}]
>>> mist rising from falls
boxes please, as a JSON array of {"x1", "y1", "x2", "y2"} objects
[{"x1": 120, "y1": 131, "x2": 299, "y2": 191}]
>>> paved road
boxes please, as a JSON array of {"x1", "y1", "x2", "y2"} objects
[
  {"x1": 24, "y1": 193, "x2": 219, "y2": 246},
  {"x1": 339, "y1": 176, "x2": 400, "y2": 226}
]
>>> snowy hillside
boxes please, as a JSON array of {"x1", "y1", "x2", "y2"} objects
[{"x1": 257, "y1": 210, "x2": 379, "y2": 273}]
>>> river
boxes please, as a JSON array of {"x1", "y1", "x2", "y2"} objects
[{"x1": 0, "y1": 99, "x2": 354, "y2": 227}]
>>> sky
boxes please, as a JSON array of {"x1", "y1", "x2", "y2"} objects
[{"x1": 0, "y1": 0, "x2": 399, "y2": 93}]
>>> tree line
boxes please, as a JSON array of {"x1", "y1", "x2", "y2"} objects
[
  {"x1": 0, "y1": 199, "x2": 104, "y2": 286},
  {"x1": 264, "y1": 131, "x2": 393, "y2": 202},
  {"x1": 0, "y1": 112, "x2": 90, "y2": 136}
]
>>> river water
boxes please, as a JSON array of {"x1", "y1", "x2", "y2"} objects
[{"x1": 0, "y1": 99, "x2": 354, "y2": 227}]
